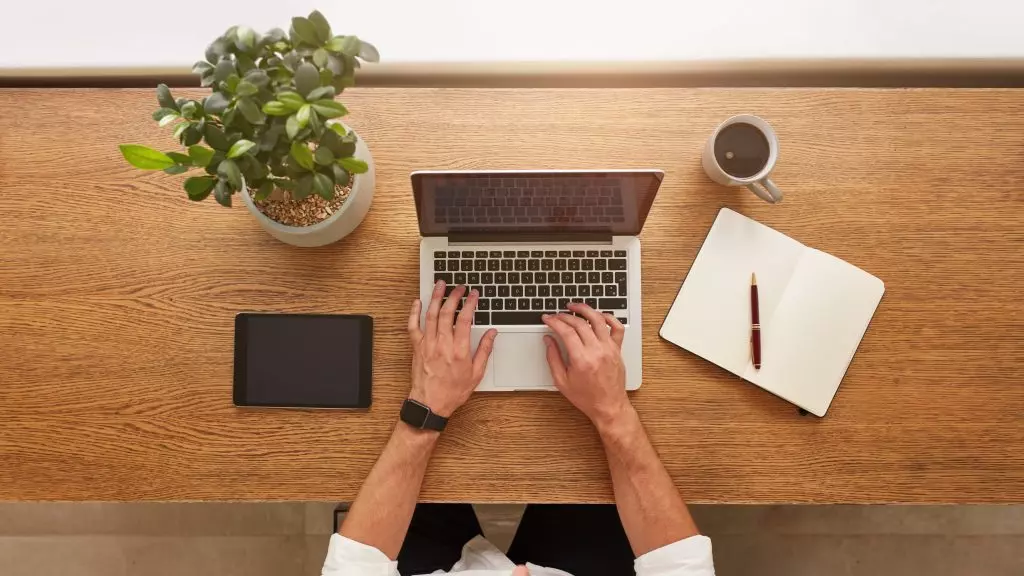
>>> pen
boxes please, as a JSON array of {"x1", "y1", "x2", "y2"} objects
[{"x1": 751, "y1": 273, "x2": 761, "y2": 369}]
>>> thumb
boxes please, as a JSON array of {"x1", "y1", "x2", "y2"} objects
[
  {"x1": 472, "y1": 329, "x2": 498, "y2": 380},
  {"x1": 512, "y1": 566, "x2": 530, "y2": 576},
  {"x1": 544, "y1": 335, "x2": 568, "y2": 389}
]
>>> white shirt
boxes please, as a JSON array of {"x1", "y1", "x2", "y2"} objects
[{"x1": 322, "y1": 533, "x2": 715, "y2": 576}]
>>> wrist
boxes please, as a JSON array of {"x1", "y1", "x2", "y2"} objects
[
  {"x1": 407, "y1": 389, "x2": 459, "y2": 418},
  {"x1": 592, "y1": 402, "x2": 640, "y2": 438},
  {"x1": 393, "y1": 420, "x2": 442, "y2": 445}
]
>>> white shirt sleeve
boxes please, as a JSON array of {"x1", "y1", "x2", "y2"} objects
[
  {"x1": 633, "y1": 535, "x2": 716, "y2": 576},
  {"x1": 321, "y1": 533, "x2": 400, "y2": 576}
]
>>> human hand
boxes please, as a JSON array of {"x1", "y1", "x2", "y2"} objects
[
  {"x1": 541, "y1": 303, "x2": 633, "y2": 431},
  {"x1": 407, "y1": 281, "x2": 497, "y2": 418}
]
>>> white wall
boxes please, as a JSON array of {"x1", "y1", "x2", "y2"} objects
[{"x1": 2, "y1": 0, "x2": 1022, "y2": 70}]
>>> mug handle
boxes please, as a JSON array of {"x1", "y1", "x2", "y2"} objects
[{"x1": 747, "y1": 177, "x2": 784, "y2": 204}]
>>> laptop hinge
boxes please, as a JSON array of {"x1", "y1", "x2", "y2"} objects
[{"x1": 448, "y1": 232, "x2": 613, "y2": 244}]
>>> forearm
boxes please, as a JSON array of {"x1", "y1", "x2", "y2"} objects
[
  {"x1": 598, "y1": 406, "x2": 699, "y2": 557},
  {"x1": 339, "y1": 423, "x2": 439, "y2": 559}
]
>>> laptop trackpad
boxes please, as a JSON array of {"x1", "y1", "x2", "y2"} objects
[{"x1": 494, "y1": 333, "x2": 555, "y2": 389}]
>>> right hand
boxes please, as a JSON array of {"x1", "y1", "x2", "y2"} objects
[{"x1": 541, "y1": 303, "x2": 632, "y2": 430}]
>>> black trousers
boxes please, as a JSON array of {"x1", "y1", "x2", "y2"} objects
[{"x1": 397, "y1": 504, "x2": 634, "y2": 576}]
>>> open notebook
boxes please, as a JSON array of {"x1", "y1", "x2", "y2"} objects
[{"x1": 660, "y1": 208, "x2": 884, "y2": 416}]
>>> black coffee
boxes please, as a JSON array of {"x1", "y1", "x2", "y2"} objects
[{"x1": 714, "y1": 122, "x2": 770, "y2": 179}]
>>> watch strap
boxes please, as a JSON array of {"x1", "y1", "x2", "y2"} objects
[
  {"x1": 421, "y1": 410, "x2": 448, "y2": 432},
  {"x1": 400, "y1": 398, "x2": 448, "y2": 432}
]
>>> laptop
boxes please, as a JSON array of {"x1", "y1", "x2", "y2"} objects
[{"x1": 413, "y1": 169, "x2": 663, "y2": 391}]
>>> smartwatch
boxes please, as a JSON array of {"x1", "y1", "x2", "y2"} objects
[{"x1": 400, "y1": 398, "x2": 448, "y2": 432}]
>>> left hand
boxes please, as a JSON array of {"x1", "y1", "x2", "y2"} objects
[{"x1": 407, "y1": 281, "x2": 497, "y2": 417}]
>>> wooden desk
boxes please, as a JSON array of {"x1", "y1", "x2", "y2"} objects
[{"x1": 0, "y1": 88, "x2": 1021, "y2": 503}]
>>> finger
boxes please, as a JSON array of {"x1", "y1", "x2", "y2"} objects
[
  {"x1": 605, "y1": 314, "x2": 625, "y2": 348},
  {"x1": 407, "y1": 298, "x2": 423, "y2": 347},
  {"x1": 544, "y1": 335, "x2": 568, "y2": 389},
  {"x1": 569, "y1": 303, "x2": 610, "y2": 342},
  {"x1": 557, "y1": 312, "x2": 600, "y2": 346},
  {"x1": 543, "y1": 313, "x2": 584, "y2": 357},
  {"x1": 472, "y1": 329, "x2": 498, "y2": 380},
  {"x1": 438, "y1": 284, "x2": 466, "y2": 337},
  {"x1": 424, "y1": 280, "x2": 445, "y2": 338},
  {"x1": 455, "y1": 288, "x2": 478, "y2": 346}
]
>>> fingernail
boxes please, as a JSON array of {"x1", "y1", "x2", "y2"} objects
[
  {"x1": 435, "y1": 279, "x2": 444, "y2": 287},
  {"x1": 542, "y1": 314, "x2": 551, "y2": 320},
  {"x1": 470, "y1": 289, "x2": 478, "y2": 297}
]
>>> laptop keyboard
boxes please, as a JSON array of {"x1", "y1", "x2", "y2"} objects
[
  {"x1": 433, "y1": 177, "x2": 626, "y2": 226},
  {"x1": 432, "y1": 249, "x2": 629, "y2": 325}
]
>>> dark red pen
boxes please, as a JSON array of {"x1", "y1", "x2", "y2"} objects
[{"x1": 751, "y1": 273, "x2": 761, "y2": 369}]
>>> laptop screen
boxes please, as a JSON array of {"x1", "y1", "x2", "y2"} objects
[{"x1": 412, "y1": 170, "x2": 663, "y2": 237}]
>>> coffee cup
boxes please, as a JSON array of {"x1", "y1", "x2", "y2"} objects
[{"x1": 702, "y1": 115, "x2": 783, "y2": 204}]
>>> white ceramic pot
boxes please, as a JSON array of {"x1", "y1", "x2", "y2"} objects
[{"x1": 241, "y1": 127, "x2": 375, "y2": 247}]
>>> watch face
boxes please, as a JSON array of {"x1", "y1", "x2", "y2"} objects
[{"x1": 401, "y1": 399, "x2": 430, "y2": 427}]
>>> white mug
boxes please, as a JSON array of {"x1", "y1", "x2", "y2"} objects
[{"x1": 702, "y1": 115, "x2": 784, "y2": 204}]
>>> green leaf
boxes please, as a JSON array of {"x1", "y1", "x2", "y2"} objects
[
  {"x1": 296, "y1": 104, "x2": 311, "y2": 128},
  {"x1": 224, "y1": 74, "x2": 240, "y2": 93},
  {"x1": 255, "y1": 180, "x2": 274, "y2": 201},
  {"x1": 173, "y1": 122, "x2": 190, "y2": 141},
  {"x1": 277, "y1": 91, "x2": 306, "y2": 111},
  {"x1": 203, "y1": 124, "x2": 230, "y2": 151},
  {"x1": 236, "y1": 97, "x2": 265, "y2": 125},
  {"x1": 286, "y1": 115, "x2": 301, "y2": 140},
  {"x1": 307, "y1": 86, "x2": 335, "y2": 101},
  {"x1": 235, "y1": 26, "x2": 256, "y2": 51},
  {"x1": 273, "y1": 177, "x2": 296, "y2": 191},
  {"x1": 192, "y1": 61, "x2": 213, "y2": 75},
  {"x1": 119, "y1": 144, "x2": 176, "y2": 170},
  {"x1": 314, "y1": 146, "x2": 334, "y2": 166},
  {"x1": 313, "y1": 172, "x2": 335, "y2": 200},
  {"x1": 163, "y1": 164, "x2": 189, "y2": 175},
  {"x1": 291, "y1": 17, "x2": 321, "y2": 46},
  {"x1": 217, "y1": 158, "x2": 243, "y2": 190},
  {"x1": 308, "y1": 107, "x2": 323, "y2": 134},
  {"x1": 329, "y1": 123, "x2": 348, "y2": 137},
  {"x1": 205, "y1": 38, "x2": 228, "y2": 63},
  {"x1": 243, "y1": 68, "x2": 270, "y2": 88},
  {"x1": 188, "y1": 145, "x2": 215, "y2": 166},
  {"x1": 235, "y1": 80, "x2": 258, "y2": 96},
  {"x1": 325, "y1": 36, "x2": 345, "y2": 52},
  {"x1": 158, "y1": 112, "x2": 180, "y2": 127},
  {"x1": 294, "y1": 62, "x2": 319, "y2": 99},
  {"x1": 156, "y1": 84, "x2": 178, "y2": 110},
  {"x1": 214, "y1": 59, "x2": 235, "y2": 82},
  {"x1": 262, "y1": 101, "x2": 291, "y2": 116},
  {"x1": 180, "y1": 100, "x2": 200, "y2": 120},
  {"x1": 358, "y1": 40, "x2": 380, "y2": 63},
  {"x1": 152, "y1": 107, "x2": 177, "y2": 121},
  {"x1": 331, "y1": 164, "x2": 351, "y2": 187},
  {"x1": 319, "y1": 68, "x2": 333, "y2": 87},
  {"x1": 203, "y1": 92, "x2": 230, "y2": 114},
  {"x1": 337, "y1": 156, "x2": 368, "y2": 174},
  {"x1": 227, "y1": 139, "x2": 256, "y2": 158},
  {"x1": 183, "y1": 125, "x2": 203, "y2": 146},
  {"x1": 293, "y1": 174, "x2": 314, "y2": 200},
  {"x1": 290, "y1": 141, "x2": 315, "y2": 170},
  {"x1": 184, "y1": 176, "x2": 216, "y2": 201},
  {"x1": 167, "y1": 151, "x2": 192, "y2": 165},
  {"x1": 339, "y1": 36, "x2": 361, "y2": 57},
  {"x1": 311, "y1": 99, "x2": 347, "y2": 119},
  {"x1": 313, "y1": 47, "x2": 329, "y2": 68},
  {"x1": 213, "y1": 180, "x2": 233, "y2": 207},
  {"x1": 307, "y1": 10, "x2": 332, "y2": 42}
]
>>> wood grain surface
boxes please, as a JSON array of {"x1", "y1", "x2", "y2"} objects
[{"x1": 0, "y1": 88, "x2": 1022, "y2": 503}]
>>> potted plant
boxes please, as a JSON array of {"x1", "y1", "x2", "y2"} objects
[{"x1": 119, "y1": 10, "x2": 379, "y2": 247}]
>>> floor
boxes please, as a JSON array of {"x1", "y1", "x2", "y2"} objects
[{"x1": 0, "y1": 503, "x2": 1021, "y2": 575}]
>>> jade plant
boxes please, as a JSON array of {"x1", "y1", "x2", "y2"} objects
[{"x1": 119, "y1": 10, "x2": 378, "y2": 207}]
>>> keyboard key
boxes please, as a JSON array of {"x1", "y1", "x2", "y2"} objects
[
  {"x1": 496, "y1": 272, "x2": 507, "y2": 284},
  {"x1": 501, "y1": 260, "x2": 513, "y2": 271},
  {"x1": 525, "y1": 285, "x2": 537, "y2": 297},
  {"x1": 475, "y1": 251, "x2": 488, "y2": 258},
  {"x1": 572, "y1": 250, "x2": 585, "y2": 257},
  {"x1": 552, "y1": 285, "x2": 564, "y2": 297},
  {"x1": 528, "y1": 259, "x2": 540, "y2": 271},
  {"x1": 508, "y1": 272, "x2": 520, "y2": 284},
  {"x1": 587, "y1": 250, "x2": 599, "y2": 257},
  {"x1": 478, "y1": 299, "x2": 490, "y2": 310},
  {"x1": 448, "y1": 251, "x2": 459, "y2": 258},
  {"x1": 570, "y1": 297, "x2": 584, "y2": 304},
  {"x1": 565, "y1": 285, "x2": 577, "y2": 297},
  {"x1": 575, "y1": 272, "x2": 587, "y2": 283},
  {"x1": 518, "y1": 298, "x2": 531, "y2": 310},
  {"x1": 548, "y1": 272, "x2": 560, "y2": 283},
  {"x1": 475, "y1": 311, "x2": 490, "y2": 324},
  {"x1": 470, "y1": 285, "x2": 483, "y2": 296},
  {"x1": 461, "y1": 260, "x2": 473, "y2": 271},
  {"x1": 568, "y1": 259, "x2": 580, "y2": 271},
  {"x1": 535, "y1": 273, "x2": 546, "y2": 284},
  {"x1": 434, "y1": 251, "x2": 446, "y2": 258},
  {"x1": 545, "y1": 250, "x2": 558, "y2": 257},
  {"x1": 434, "y1": 260, "x2": 446, "y2": 271},
  {"x1": 489, "y1": 251, "x2": 502, "y2": 258},
  {"x1": 512, "y1": 285, "x2": 524, "y2": 297},
  {"x1": 531, "y1": 251, "x2": 543, "y2": 258},
  {"x1": 492, "y1": 299, "x2": 503, "y2": 310},
  {"x1": 595, "y1": 259, "x2": 607, "y2": 270},
  {"x1": 503, "y1": 251, "x2": 516, "y2": 258},
  {"x1": 544, "y1": 298, "x2": 557, "y2": 309},
  {"x1": 454, "y1": 273, "x2": 467, "y2": 284},
  {"x1": 474, "y1": 260, "x2": 486, "y2": 271},
  {"x1": 482, "y1": 273, "x2": 493, "y2": 284},
  {"x1": 617, "y1": 317, "x2": 627, "y2": 325},
  {"x1": 585, "y1": 298, "x2": 598, "y2": 309},
  {"x1": 605, "y1": 284, "x2": 616, "y2": 296},
  {"x1": 505, "y1": 298, "x2": 517, "y2": 310},
  {"x1": 555, "y1": 259, "x2": 567, "y2": 271},
  {"x1": 531, "y1": 298, "x2": 544, "y2": 310},
  {"x1": 449, "y1": 259, "x2": 459, "y2": 270},
  {"x1": 614, "y1": 250, "x2": 627, "y2": 257},
  {"x1": 558, "y1": 250, "x2": 571, "y2": 257},
  {"x1": 541, "y1": 259, "x2": 554, "y2": 271},
  {"x1": 602, "y1": 272, "x2": 614, "y2": 284},
  {"x1": 578, "y1": 285, "x2": 590, "y2": 297},
  {"x1": 522, "y1": 272, "x2": 533, "y2": 283},
  {"x1": 582, "y1": 259, "x2": 593, "y2": 270},
  {"x1": 517, "y1": 251, "x2": 530, "y2": 258},
  {"x1": 562, "y1": 272, "x2": 574, "y2": 284},
  {"x1": 461, "y1": 251, "x2": 474, "y2": 258},
  {"x1": 538, "y1": 285, "x2": 550, "y2": 297},
  {"x1": 444, "y1": 285, "x2": 456, "y2": 296},
  {"x1": 498, "y1": 286, "x2": 510, "y2": 297},
  {"x1": 557, "y1": 298, "x2": 570, "y2": 309},
  {"x1": 592, "y1": 285, "x2": 604, "y2": 296},
  {"x1": 484, "y1": 286, "x2": 496, "y2": 297},
  {"x1": 514, "y1": 260, "x2": 527, "y2": 271},
  {"x1": 491, "y1": 311, "x2": 546, "y2": 325},
  {"x1": 468, "y1": 272, "x2": 480, "y2": 284},
  {"x1": 601, "y1": 250, "x2": 613, "y2": 257},
  {"x1": 435, "y1": 272, "x2": 453, "y2": 284},
  {"x1": 609, "y1": 259, "x2": 627, "y2": 270},
  {"x1": 599, "y1": 298, "x2": 627, "y2": 309},
  {"x1": 588, "y1": 272, "x2": 600, "y2": 283},
  {"x1": 488, "y1": 260, "x2": 500, "y2": 271},
  {"x1": 615, "y1": 272, "x2": 627, "y2": 283}
]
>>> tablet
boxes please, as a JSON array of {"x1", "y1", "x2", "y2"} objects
[{"x1": 233, "y1": 313, "x2": 372, "y2": 408}]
